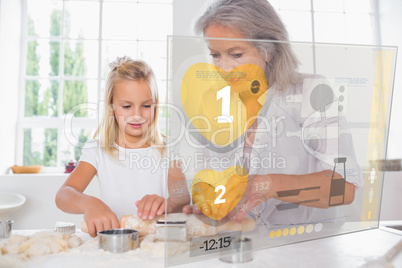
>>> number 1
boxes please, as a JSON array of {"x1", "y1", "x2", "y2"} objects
[{"x1": 217, "y1": 86, "x2": 233, "y2": 123}]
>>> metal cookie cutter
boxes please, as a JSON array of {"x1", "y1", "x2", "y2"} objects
[
  {"x1": 98, "y1": 229, "x2": 139, "y2": 253},
  {"x1": 155, "y1": 220, "x2": 187, "y2": 242},
  {"x1": 0, "y1": 220, "x2": 13, "y2": 239},
  {"x1": 53, "y1": 222, "x2": 76, "y2": 234}
]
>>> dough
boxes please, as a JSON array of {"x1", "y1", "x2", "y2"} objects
[
  {"x1": 0, "y1": 254, "x2": 26, "y2": 267},
  {"x1": 20, "y1": 238, "x2": 63, "y2": 257},
  {"x1": 67, "y1": 235, "x2": 82, "y2": 248},
  {"x1": 140, "y1": 235, "x2": 189, "y2": 257},
  {"x1": 0, "y1": 241, "x2": 5, "y2": 255},
  {"x1": 1, "y1": 231, "x2": 83, "y2": 259},
  {"x1": 5, "y1": 234, "x2": 28, "y2": 254}
]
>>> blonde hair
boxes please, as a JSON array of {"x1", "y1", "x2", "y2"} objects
[
  {"x1": 94, "y1": 58, "x2": 165, "y2": 157},
  {"x1": 195, "y1": 0, "x2": 302, "y2": 91}
]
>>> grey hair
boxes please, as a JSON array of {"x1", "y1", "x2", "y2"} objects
[{"x1": 195, "y1": 0, "x2": 302, "y2": 91}]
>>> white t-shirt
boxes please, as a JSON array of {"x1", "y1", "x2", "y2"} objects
[{"x1": 79, "y1": 139, "x2": 166, "y2": 219}]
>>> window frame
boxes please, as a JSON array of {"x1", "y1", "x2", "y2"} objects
[{"x1": 17, "y1": 0, "x2": 171, "y2": 172}]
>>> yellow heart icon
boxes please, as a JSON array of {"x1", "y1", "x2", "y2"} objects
[
  {"x1": 191, "y1": 166, "x2": 248, "y2": 221},
  {"x1": 181, "y1": 63, "x2": 268, "y2": 147}
]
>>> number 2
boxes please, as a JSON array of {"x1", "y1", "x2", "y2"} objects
[
  {"x1": 217, "y1": 86, "x2": 233, "y2": 123},
  {"x1": 214, "y1": 185, "x2": 226, "y2": 204}
]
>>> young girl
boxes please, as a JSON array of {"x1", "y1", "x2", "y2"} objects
[{"x1": 56, "y1": 57, "x2": 189, "y2": 237}]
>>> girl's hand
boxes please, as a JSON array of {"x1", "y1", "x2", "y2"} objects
[
  {"x1": 182, "y1": 204, "x2": 201, "y2": 214},
  {"x1": 135, "y1": 194, "x2": 166, "y2": 220},
  {"x1": 83, "y1": 198, "x2": 120, "y2": 237}
]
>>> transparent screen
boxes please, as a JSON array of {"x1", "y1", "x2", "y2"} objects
[{"x1": 163, "y1": 36, "x2": 397, "y2": 266}]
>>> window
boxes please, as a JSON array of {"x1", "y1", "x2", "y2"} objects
[
  {"x1": 18, "y1": 0, "x2": 172, "y2": 171},
  {"x1": 270, "y1": 0, "x2": 375, "y2": 44}
]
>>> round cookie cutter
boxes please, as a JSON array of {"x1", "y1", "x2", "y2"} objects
[
  {"x1": 0, "y1": 220, "x2": 13, "y2": 239},
  {"x1": 98, "y1": 229, "x2": 139, "y2": 253}
]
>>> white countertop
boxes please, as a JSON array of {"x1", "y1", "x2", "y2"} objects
[{"x1": 1, "y1": 225, "x2": 401, "y2": 268}]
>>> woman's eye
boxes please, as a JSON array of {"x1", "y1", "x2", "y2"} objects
[
  {"x1": 143, "y1": 105, "x2": 151, "y2": 108},
  {"x1": 231, "y1": 53, "x2": 243, "y2": 59},
  {"x1": 122, "y1": 105, "x2": 131, "y2": 109},
  {"x1": 210, "y1": 53, "x2": 220, "y2": 59}
]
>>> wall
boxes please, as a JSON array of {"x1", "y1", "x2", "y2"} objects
[
  {"x1": 0, "y1": 174, "x2": 99, "y2": 230},
  {"x1": 378, "y1": 0, "x2": 402, "y2": 159},
  {"x1": 173, "y1": 0, "x2": 204, "y2": 36},
  {"x1": 0, "y1": 0, "x2": 21, "y2": 174}
]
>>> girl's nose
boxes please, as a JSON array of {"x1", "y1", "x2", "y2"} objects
[{"x1": 133, "y1": 106, "x2": 142, "y2": 116}]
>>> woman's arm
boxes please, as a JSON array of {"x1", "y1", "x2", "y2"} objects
[
  {"x1": 167, "y1": 160, "x2": 191, "y2": 211},
  {"x1": 234, "y1": 170, "x2": 355, "y2": 221},
  {"x1": 55, "y1": 161, "x2": 119, "y2": 237},
  {"x1": 135, "y1": 160, "x2": 191, "y2": 220}
]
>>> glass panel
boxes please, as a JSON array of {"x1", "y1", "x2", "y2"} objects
[
  {"x1": 165, "y1": 36, "x2": 397, "y2": 266},
  {"x1": 101, "y1": 41, "x2": 138, "y2": 78},
  {"x1": 24, "y1": 79, "x2": 58, "y2": 117},
  {"x1": 63, "y1": 80, "x2": 98, "y2": 118},
  {"x1": 279, "y1": 11, "x2": 312, "y2": 42},
  {"x1": 64, "y1": 41, "x2": 98, "y2": 77},
  {"x1": 138, "y1": 3, "x2": 172, "y2": 40},
  {"x1": 314, "y1": 12, "x2": 345, "y2": 43},
  {"x1": 345, "y1": 14, "x2": 374, "y2": 45},
  {"x1": 278, "y1": 0, "x2": 310, "y2": 11},
  {"x1": 313, "y1": 0, "x2": 344, "y2": 12},
  {"x1": 63, "y1": 1, "x2": 100, "y2": 39},
  {"x1": 102, "y1": 2, "x2": 138, "y2": 40},
  {"x1": 27, "y1": 0, "x2": 62, "y2": 37},
  {"x1": 26, "y1": 40, "x2": 60, "y2": 77},
  {"x1": 23, "y1": 128, "x2": 58, "y2": 166},
  {"x1": 61, "y1": 128, "x2": 95, "y2": 164}
]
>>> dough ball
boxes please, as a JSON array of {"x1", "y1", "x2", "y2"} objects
[
  {"x1": 6, "y1": 234, "x2": 28, "y2": 246},
  {"x1": 68, "y1": 235, "x2": 82, "y2": 248},
  {"x1": 5, "y1": 235, "x2": 29, "y2": 254},
  {"x1": 22, "y1": 238, "x2": 63, "y2": 257}
]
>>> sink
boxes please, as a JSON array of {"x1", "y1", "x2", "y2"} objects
[{"x1": 0, "y1": 192, "x2": 26, "y2": 220}]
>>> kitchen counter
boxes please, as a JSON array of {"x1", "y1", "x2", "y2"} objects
[{"x1": 1, "y1": 224, "x2": 401, "y2": 268}]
